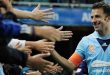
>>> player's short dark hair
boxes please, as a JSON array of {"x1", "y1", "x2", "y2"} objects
[{"x1": 92, "y1": 1, "x2": 110, "y2": 16}]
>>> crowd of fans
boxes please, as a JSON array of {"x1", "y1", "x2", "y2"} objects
[
  {"x1": 0, "y1": 0, "x2": 73, "y2": 75},
  {"x1": 1, "y1": 0, "x2": 110, "y2": 75}
]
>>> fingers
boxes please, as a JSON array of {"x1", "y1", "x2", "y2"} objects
[
  {"x1": 25, "y1": 50, "x2": 32, "y2": 55},
  {"x1": 42, "y1": 14, "x2": 54, "y2": 20},
  {"x1": 61, "y1": 31, "x2": 73, "y2": 36},
  {"x1": 40, "y1": 8, "x2": 54, "y2": 20},
  {"x1": 43, "y1": 68, "x2": 56, "y2": 74},
  {"x1": 45, "y1": 45, "x2": 55, "y2": 49},
  {"x1": 42, "y1": 39, "x2": 55, "y2": 45},
  {"x1": 42, "y1": 39, "x2": 47, "y2": 42},
  {"x1": 50, "y1": 28, "x2": 73, "y2": 42},
  {"x1": 41, "y1": 64, "x2": 63, "y2": 74},
  {"x1": 42, "y1": 59, "x2": 54, "y2": 66},
  {"x1": 36, "y1": 3, "x2": 40, "y2": 10},
  {"x1": 41, "y1": 40, "x2": 55, "y2": 49},
  {"x1": 40, "y1": 49, "x2": 53, "y2": 53},
  {"x1": 32, "y1": 3, "x2": 40, "y2": 12},
  {"x1": 32, "y1": 5, "x2": 54, "y2": 21},
  {"x1": 22, "y1": 46, "x2": 32, "y2": 54},
  {"x1": 43, "y1": 44, "x2": 55, "y2": 50},
  {"x1": 57, "y1": 26, "x2": 63, "y2": 30},
  {"x1": 34, "y1": 39, "x2": 55, "y2": 53},
  {"x1": 49, "y1": 32, "x2": 61, "y2": 42},
  {"x1": 26, "y1": 71, "x2": 42, "y2": 75},
  {"x1": 43, "y1": 12, "x2": 54, "y2": 16},
  {"x1": 60, "y1": 35, "x2": 72, "y2": 41},
  {"x1": 45, "y1": 42, "x2": 55, "y2": 45},
  {"x1": 60, "y1": 31, "x2": 73, "y2": 41},
  {"x1": 38, "y1": 53, "x2": 51, "y2": 58},
  {"x1": 43, "y1": 48, "x2": 54, "y2": 52},
  {"x1": 42, "y1": 8, "x2": 53, "y2": 12},
  {"x1": 42, "y1": 65, "x2": 57, "y2": 74},
  {"x1": 41, "y1": 12, "x2": 54, "y2": 22},
  {"x1": 54, "y1": 64, "x2": 63, "y2": 73}
]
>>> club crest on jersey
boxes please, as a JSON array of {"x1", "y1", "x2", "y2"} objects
[{"x1": 88, "y1": 45, "x2": 94, "y2": 52}]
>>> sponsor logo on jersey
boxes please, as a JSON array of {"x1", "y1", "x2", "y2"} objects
[
  {"x1": 102, "y1": 43, "x2": 108, "y2": 46},
  {"x1": 88, "y1": 45, "x2": 95, "y2": 52},
  {"x1": 91, "y1": 60, "x2": 110, "y2": 67}
]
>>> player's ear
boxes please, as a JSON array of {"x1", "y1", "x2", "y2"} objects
[
  {"x1": 108, "y1": 16, "x2": 110, "y2": 21},
  {"x1": 105, "y1": 16, "x2": 110, "y2": 22}
]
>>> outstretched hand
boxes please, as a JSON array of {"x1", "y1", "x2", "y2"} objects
[
  {"x1": 16, "y1": 46, "x2": 32, "y2": 55},
  {"x1": 27, "y1": 53, "x2": 63, "y2": 73},
  {"x1": 31, "y1": 3, "x2": 54, "y2": 22},
  {"x1": 41, "y1": 63, "x2": 63, "y2": 74},
  {"x1": 27, "y1": 53, "x2": 53, "y2": 72},
  {"x1": 34, "y1": 26, "x2": 61, "y2": 42},
  {"x1": 57, "y1": 26, "x2": 73, "y2": 41},
  {"x1": 32, "y1": 39, "x2": 55, "y2": 53},
  {"x1": 34, "y1": 26, "x2": 73, "y2": 42}
]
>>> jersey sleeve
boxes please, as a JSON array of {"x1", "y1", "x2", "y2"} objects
[
  {"x1": 69, "y1": 37, "x2": 87, "y2": 67},
  {"x1": 8, "y1": 39, "x2": 26, "y2": 49},
  {"x1": 1, "y1": 19, "x2": 21, "y2": 37}
]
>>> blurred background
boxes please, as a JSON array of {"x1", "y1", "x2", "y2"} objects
[{"x1": 11, "y1": 0, "x2": 109, "y2": 75}]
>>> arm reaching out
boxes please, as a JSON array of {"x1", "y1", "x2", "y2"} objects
[
  {"x1": 8, "y1": 39, "x2": 55, "y2": 53},
  {"x1": 2, "y1": 0, "x2": 54, "y2": 22},
  {"x1": 26, "y1": 39, "x2": 55, "y2": 53},
  {"x1": 50, "y1": 50, "x2": 76, "y2": 72},
  {"x1": 34, "y1": 26, "x2": 73, "y2": 42}
]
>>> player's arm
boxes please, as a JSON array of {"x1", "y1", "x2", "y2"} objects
[
  {"x1": 50, "y1": 50, "x2": 83, "y2": 72},
  {"x1": 50, "y1": 50, "x2": 74, "y2": 72}
]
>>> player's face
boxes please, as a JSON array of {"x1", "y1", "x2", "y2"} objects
[{"x1": 91, "y1": 8, "x2": 109, "y2": 33}]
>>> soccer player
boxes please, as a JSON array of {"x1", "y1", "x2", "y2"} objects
[{"x1": 50, "y1": 1, "x2": 110, "y2": 75}]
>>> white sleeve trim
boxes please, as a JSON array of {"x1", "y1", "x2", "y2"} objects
[
  {"x1": 20, "y1": 24, "x2": 32, "y2": 34},
  {"x1": 8, "y1": 39, "x2": 26, "y2": 49}
]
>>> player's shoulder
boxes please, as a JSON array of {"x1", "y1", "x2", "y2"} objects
[
  {"x1": 81, "y1": 31, "x2": 96, "y2": 41},
  {"x1": 85, "y1": 31, "x2": 96, "y2": 38}
]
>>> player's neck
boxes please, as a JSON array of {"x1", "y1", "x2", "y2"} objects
[{"x1": 98, "y1": 28, "x2": 110, "y2": 36}]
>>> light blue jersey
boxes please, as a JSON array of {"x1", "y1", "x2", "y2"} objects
[
  {"x1": 75, "y1": 31, "x2": 110, "y2": 75},
  {"x1": 0, "y1": 64, "x2": 4, "y2": 75}
]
